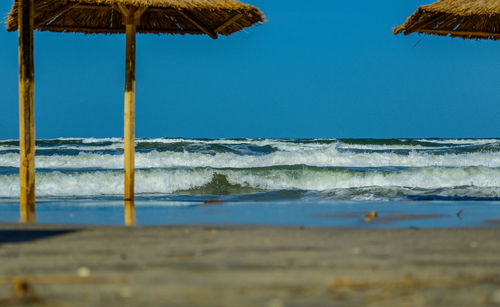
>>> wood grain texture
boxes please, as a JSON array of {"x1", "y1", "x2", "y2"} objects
[
  {"x1": 124, "y1": 21, "x2": 136, "y2": 201},
  {"x1": 18, "y1": 0, "x2": 36, "y2": 223}
]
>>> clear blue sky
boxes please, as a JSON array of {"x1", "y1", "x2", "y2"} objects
[{"x1": 0, "y1": 1, "x2": 499, "y2": 139}]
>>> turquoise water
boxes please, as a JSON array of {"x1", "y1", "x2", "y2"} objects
[{"x1": 0, "y1": 138, "x2": 499, "y2": 227}]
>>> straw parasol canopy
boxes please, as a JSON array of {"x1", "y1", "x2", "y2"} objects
[
  {"x1": 394, "y1": 0, "x2": 500, "y2": 40},
  {"x1": 6, "y1": 0, "x2": 264, "y2": 38}
]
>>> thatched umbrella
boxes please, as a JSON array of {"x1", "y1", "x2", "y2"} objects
[
  {"x1": 6, "y1": 0, "x2": 264, "y2": 222},
  {"x1": 394, "y1": 0, "x2": 500, "y2": 40}
]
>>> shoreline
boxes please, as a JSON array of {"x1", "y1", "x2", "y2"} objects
[
  {"x1": 2, "y1": 199, "x2": 500, "y2": 228},
  {"x1": 1, "y1": 223, "x2": 500, "y2": 306}
]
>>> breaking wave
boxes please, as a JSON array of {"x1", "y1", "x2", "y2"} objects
[
  {"x1": 0, "y1": 165, "x2": 498, "y2": 199},
  {"x1": 0, "y1": 138, "x2": 499, "y2": 201}
]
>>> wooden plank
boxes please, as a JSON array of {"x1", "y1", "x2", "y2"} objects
[
  {"x1": 214, "y1": 14, "x2": 242, "y2": 33},
  {"x1": 18, "y1": 0, "x2": 36, "y2": 223},
  {"x1": 124, "y1": 20, "x2": 136, "y2": 202},
  {"x1": 34, "y1": 3, "x2": 79, "y2": 28},
  {"x1": 117, "y1": 5, "x2": 146, "y2": 25},
  {"x1": 116, "y1": 3, "x2": 129, "y2": 17},
  {"x1": 178, "y1": 9, "x2": 218, "y2": 39},
  {"x1": 133, "y1": 7, "x2": 147, "y2": 25}
]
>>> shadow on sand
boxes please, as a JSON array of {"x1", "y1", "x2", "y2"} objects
[{"x1": 0, "y1": 229, "x2": 78, "y2": 245}]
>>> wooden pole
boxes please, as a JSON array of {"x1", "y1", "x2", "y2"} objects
[
  {"x1": 18, "y1": 0, "x2": 36, "y2": 223},
  {"x1": 124, "y1": 12, "x2": 136, "y2": 201},
  {"x1": 124, "y1": 201, "x2": 136, "y2": 226}
]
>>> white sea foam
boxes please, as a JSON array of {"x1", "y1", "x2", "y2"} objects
[
  {"x1": 80, "y1": 137, "x2": 123, "y2": 144},
  {"x1": 0, "y1": 166, "x2": 498, "y2": 197},
  {"x1": 417, "y1": 139, "x2": 497, "y2": 145},
  {"x1": 0, "y1": 168, "x2": 214, "y2": 197},
  {"x1": 335, "y1": 144, "x2": 433, "y2": 151},
  {"x1": 1, "y1": 143, "x2": 500, "y2": 169},
  {"x1": 47, "y1": 145, "x2": 123, "y2": 151},
  {"x1": 1, "y1": 138, "x2": 499, "y2": 199},
  {"x1": 224, "y1": 167, "x2": 500, "y2": 191}
]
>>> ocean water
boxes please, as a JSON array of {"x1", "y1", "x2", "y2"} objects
[{"x1": 0, "y1": 137, "x2": 499, "y2": 227}]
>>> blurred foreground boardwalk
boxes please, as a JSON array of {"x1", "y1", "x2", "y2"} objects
[{"x1": 0, "y1": 224, "x2": 500, "y2": 306}]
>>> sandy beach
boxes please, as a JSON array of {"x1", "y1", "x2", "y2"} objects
[{"x1": 1, "y1": 223, "x2": 500, "y2": 306}]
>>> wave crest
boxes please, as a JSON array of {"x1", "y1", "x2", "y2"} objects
[{"x1": 0, "y1": 166, "x2": 498, "y2": 198}]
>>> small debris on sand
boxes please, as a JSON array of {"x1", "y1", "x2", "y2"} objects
[
  {"x1": 364, "y1": 211, "x2": 378, "y2": 222},
  {"x1": 13, "y1": 279, "x2": 30, "y2": 298},
  {"x1": 11, "y1": 278, "x2": 40, "y2": 303},
  {"x1": 77, "y1": 267, "x2": 91, "y2": 277}
]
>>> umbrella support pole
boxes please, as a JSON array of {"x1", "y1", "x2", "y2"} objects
[
  {"x1": 124, "y1": 20, "x2": 136, "y2": 202},
  {"x1": 121, "y1": 6, "x2": 146, "y2": 202},
  {"x1": 18, "y1": 0, "x2": 36, "y2": 223},
  {"x1": 124, "y1": 200, "x2": 136, "y2": 226}
]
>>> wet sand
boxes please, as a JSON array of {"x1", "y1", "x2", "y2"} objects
[{"x1": 1, "y1": 223, "x2": 500, "y2": 306}]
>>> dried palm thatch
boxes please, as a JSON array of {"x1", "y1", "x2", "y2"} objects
[
  {"x1": 6, "y1": 0, "x2": 264, "y2": 37},
  {"x1": 394, "y1": 0, "x2": 500, "y2": 40}
]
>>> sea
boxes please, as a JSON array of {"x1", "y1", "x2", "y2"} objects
[{"x1": 0, "y1": 137, "x2": 499, "y2": 227}]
